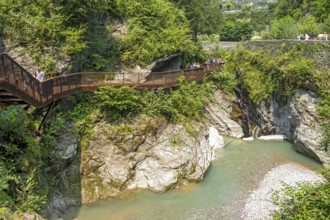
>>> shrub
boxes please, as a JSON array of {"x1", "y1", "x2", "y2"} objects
[
  {"x1": 270, "y1": 16, "x2": 298, "y2": 39},
  {"x1": 0, "y1": 106, "x2": 46, "y2": 216},
  {"x1": 272, "y1": 168, "x2": 330, "y2": 219},
  {"x1": 209, "y1": 69, "x2": 237, "y2": 94},
  {"x1": 116, "y1": 0, "x2": 196, "y2": 66},
  {"x1": 219, "y1": 19, "x2": 253, "y2": 41},
  {"x1": 96, "y1": 86, "x2": 143, "y2": 121},
  {"x1": 297, "y1": 15, "x2": 320, "y2": 37}
]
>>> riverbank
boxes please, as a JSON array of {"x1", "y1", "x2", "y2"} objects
[{"x1": 242, "y1": 163, "x2": 324, "y2": 220}]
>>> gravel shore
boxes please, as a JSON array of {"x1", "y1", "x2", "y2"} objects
[{"x1": 242, "y1": 163, "x2": 324, "y2": 220}]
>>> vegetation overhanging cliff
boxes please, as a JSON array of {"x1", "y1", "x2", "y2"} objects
[{"x1": 0, "y1": 0, "x2": 330, "y2": 219}]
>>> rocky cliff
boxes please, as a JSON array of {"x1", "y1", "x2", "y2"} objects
[
  {"x1": 46, "y1": 114, "x2": 225, "y2": 217},
  {"x1": 81, "y1": 116, "x2": 224, "y2": 204},
  {"x1": 44, "y1": 40, "x2": 330, "y2": 217},
  {"x1": 206, "y1": 90, "x2": 244, "y2": 138},
  {"x1": 245, "y1": 90, "x2": 329, "y2": 165},
  {"x1": 235, "y1": 41, "x2": 330, "y2": 165}
]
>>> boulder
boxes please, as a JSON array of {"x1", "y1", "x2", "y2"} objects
[
  {"x1": 290, "y1": 91, "x2": 330, "y2": 164},
  {"x1": 79, "y1": 116, "x2": 224, "y2": 204},
  {"x1": 206, "y1": 90, "x2": 244, "y2": 138}
]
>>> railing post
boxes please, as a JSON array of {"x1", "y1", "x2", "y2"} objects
[
  {"x1": 76, "y1": 75, "x2": 78, "y2": 89},
  {"x1": 0, "y1": 55, "x2": 5, "y2": 79},
  {"x1": 32, "y1": 80, "x2": 36, "y2": 100},
  {"x1": 20, "y1": 70, "x2": 24, "y2": 91},
  {"x1": 165, "y1": 72, "x2": 167, "y2": 86},
  {"x1": 60, "y1": 78, "x2": 63, "y2": 94},
  {"x1": 37, "y1": 82, "x2": 41, "y2": 102},
  {"x1": 10, "y1": 59, "x2": 15, "y2": 84},
  {"x1": 122, "y1": 72, "x2": 125, "y2": 86}
]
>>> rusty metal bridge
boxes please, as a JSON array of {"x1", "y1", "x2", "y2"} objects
[{"x1": 0, "y1": 53, "x2": 223, "y2": 108}]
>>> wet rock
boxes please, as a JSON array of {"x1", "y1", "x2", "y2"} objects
[
  {"x1": 247, "y1": 90, "x2": 330, "y2": 165},
  {"x1": 249, "y1": 97, "x2": 292, "y2": 139},
  {"x1": 206, "y1": 90, "x2": 244, "y2": 138},
  {"x1": 290, "y1": 91, "x2": 330, "y2": 164}
]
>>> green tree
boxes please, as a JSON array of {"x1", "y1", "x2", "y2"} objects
[
  {"x1": 96, "y1": 86, "x2": 143, "y2": 121},
  {"x1": 54, "y1": 0, "x2": 111, "y2": 25},
  {"x1": 273, "y1": 0, "x2": 306, "y2": 19},
  {"x1": 170, "y1": 0, "x2": 223, "y2": 39},
  {"x1": 270, "y1": 16, "x2": 298, "y2": 39},
  {"x1": 297, "y1": 15, "x2": 320, "y2": 37},
  {"x1": 0, "y1": 106, "x2": 46, "y2": 216},
  {"x1": 0, "y1": 0, "x2": 87, "y2": 71},
  {"x1": 115, "y1": 0, "x2": 197, "y2": 66},
  {"x1": 312, "y1": 0, "x2": 330, "y2": 22},
  {"x1": 219, "y1": 18, "x2": 253, "y2": 41}
]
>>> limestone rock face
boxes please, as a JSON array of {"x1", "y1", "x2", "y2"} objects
[
  {"x1": 250, "y1": 97, "x2": 292, "y2": 138},
  {"x1": 249, "y1": 90, "x2": 329, "y2": 164},
  {"x1": 3, "y1": 42, "x2": 70, "y2": 75},
  {"x1": 80, "y1": 117, "x2": 224, "y2": 204},
  {"x1": 290, "y1": 91, "x2": 329, "y2": 164},
  {"x1": 206, "y1": 90, "x2": 244, "y2": 138}
]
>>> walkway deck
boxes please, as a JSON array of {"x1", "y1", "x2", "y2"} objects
[{"x1": 0, "y1": 53, "x2": 223, "y2": 108}]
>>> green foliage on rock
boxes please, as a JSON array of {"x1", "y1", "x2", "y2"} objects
[
  {"x1": 209, "y1": 67, "x2": 237, "y2": 95},
  {"x1": 0, "y1": 106, "x2": 46, "y2": 218},
  {"x1": 169, "y1": 133, "x2": 185, "y2": 147},
  {"x1": 94, "y1": 76, "x2": 214, "y2": 123},
  {"x1": 225, "y1": 45, "x2": 318, "y2": 103},
  {"x1": 272, "y1": 167, "x2": 330, "y2": 220},
  {"x1": 96, "y1": 86, "x2": 142, "y2": 121},
  {"x1": 0, "y1": 0, "x2": 87, "y2": 71},
  {"x1": 319, "y1": 84, "x2": 330, "y2": 152}
]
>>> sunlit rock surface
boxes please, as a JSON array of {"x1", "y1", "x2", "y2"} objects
[
  {"x1": 206, "y1": 90, "x2": 244, "y2": 138},
  {"x1": 80, "y1": 116, "x2": 224, "y2": 204}
]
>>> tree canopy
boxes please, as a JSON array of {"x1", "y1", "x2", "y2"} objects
[
  {"x1": 169, "y1": 0, "x2": 223, "y2": 39},
  {"x1": 114, "y1": 0, "x2": 197, "y2": 66}
]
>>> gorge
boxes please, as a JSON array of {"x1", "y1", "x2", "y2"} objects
[
  {"x1": 37, "y1": 41, "x2": 329, "y2": 219},
  {"x1": 0, "y1": 1, "x2": 329, "y2": 218}
]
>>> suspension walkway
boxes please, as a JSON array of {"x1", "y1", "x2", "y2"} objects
[{"x1": 0, "y1": 53, "x2": 223, "y2": 108}]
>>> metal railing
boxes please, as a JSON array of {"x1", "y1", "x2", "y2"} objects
[{"x1": 0, "y1": 53, "x2": 223, "y2": 107}]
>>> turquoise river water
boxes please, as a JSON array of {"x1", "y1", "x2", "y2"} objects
[{"x1": 64, "y1": 138, "x2": 320, "y2": 220}]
